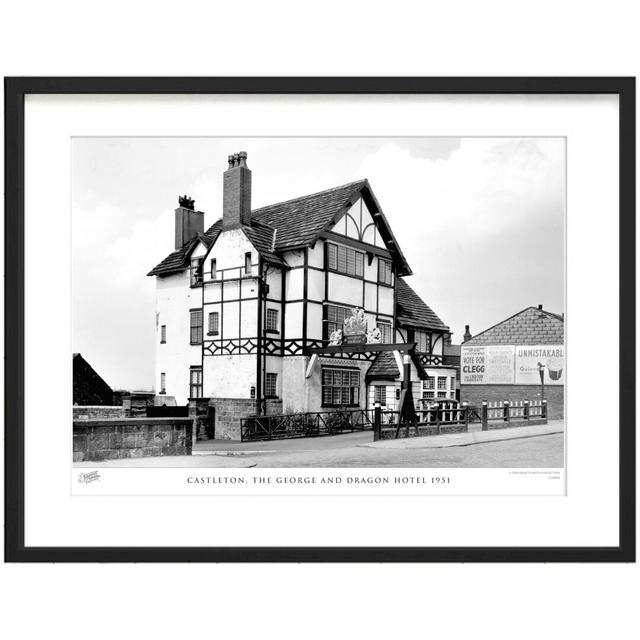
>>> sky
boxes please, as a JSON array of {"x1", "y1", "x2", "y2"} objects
[{"x1": 72, "y1": 137, "x2": 565, "y2": 390}]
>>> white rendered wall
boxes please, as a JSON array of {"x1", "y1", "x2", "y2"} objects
[{"x1": 155, "y1": 270, "x2": 203, "y2": 405}]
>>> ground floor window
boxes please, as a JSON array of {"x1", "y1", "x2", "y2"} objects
[
  {"x1": 265, "y1": 372, "x2": 278, "y2": 398},
  {"x1": 190, "y1": 366, "x2": 203, "y2": 398},
  {"x1": 374, "y1": 385, "x2": 386, "y2": 405},
  {"x1": 322, "y1": 367, "x2": 360, "y2": 406}
]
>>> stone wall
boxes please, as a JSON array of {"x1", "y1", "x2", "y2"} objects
[
  {"x1": 460, "y1": 384, "x2": 564, "y2": 419},
  {"x1": 73, "y1": 405, "x2": 127, "y2": 420},
  {"x1": 207, "y1": 397, "x2": 259, "y2": 440},
  {"x1": 73, "y1": 418, "x2": 193, "y2": 462},
  {"x1": 375, "y1": 424, "x2": 467, "y2": 441}
]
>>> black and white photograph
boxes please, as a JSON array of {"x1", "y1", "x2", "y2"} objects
[{"x1": 71, "y1": 136, "x2": 565, "y2": 472}]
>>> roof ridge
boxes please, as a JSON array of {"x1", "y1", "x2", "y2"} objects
[
  {"x1": 465, "y1": 306, "x2": 564, "y2": 344},
  {"x1": 252, "y1": 179, "x2": 366, "y2": 214}
]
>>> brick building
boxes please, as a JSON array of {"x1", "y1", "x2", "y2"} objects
[
  {"x1": 460, "y1": 305, "x2": 564, "y2": 419},
  {"x1": 147, "y1": 152, "x2": 456, "y2": 439}
]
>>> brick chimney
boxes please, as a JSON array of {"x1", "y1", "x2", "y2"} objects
[
  {"x1": 174, "y1": 195, "x2": 204, "y2": 249},
  {"x1": 223, "y1": 151, "x2": 252, "y2": 229},
  {"x1": 463, "y1": 324, "x2": 472, "y2": 342}
]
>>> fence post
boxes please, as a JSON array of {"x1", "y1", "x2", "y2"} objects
[
  {"x1": 462, "y1": 402, "x2": 469, "y2": 432},
  {"x1": 523, "y1": 400, "x2": 529, "y2": 421},
  {"x1": 542, "y1": 399, "x2": 548, "y2": 422},
  {"x1": 503, "y1": 400, "x2": 509, "y2": 424},
  {"x1": 481, "y1": 401, "x2": 488, "y2": 431},
  {"x1": 374, "y1": 403, "x2": 381, "y2": 441},
  {"x1": 436, "y1": 405, "x2": 441, "y2": 434}
]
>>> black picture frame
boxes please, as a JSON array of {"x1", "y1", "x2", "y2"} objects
[{"x1": 4, "y1": 77, "x2": 635, "y2": 563}]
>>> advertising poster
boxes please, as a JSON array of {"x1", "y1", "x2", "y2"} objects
[
  {"x1": 461, "y1": 345, "x2": 515, "y2": 384},
  {"x1": 515, "y1": 345, "x2": 565, "y2": 385}
]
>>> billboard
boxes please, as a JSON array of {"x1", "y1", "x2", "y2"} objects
[
  {"x1": 461, "y1": 345, "x2": 515, "y2": 384},
  {"x1": 461, "y1": 344, "x2": 565, "y2": 386},
  {"x1": 514, "y1": 345, "x2": 564, "y2": 386}
]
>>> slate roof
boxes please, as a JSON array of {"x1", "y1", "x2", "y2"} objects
[
  {"x1": 464, "y1": 307, "x2": 564, "y2": 346},
  {"x1": 396, "y1": 278, "x2": 449, "y2": 332},
  {"x1": 148, "y1": 179, "x2": 411, "y2": 276},
  {"x1": 366, "y1": 352, "x2": 401, "y2": 380}
]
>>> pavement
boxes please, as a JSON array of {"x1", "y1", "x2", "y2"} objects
[{"x1": 74, "y1": 420, "x2": 565, "y2": 468}]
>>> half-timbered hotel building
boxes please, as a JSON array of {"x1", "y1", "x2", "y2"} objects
[{"x1": 148, "y1": 152, "x2": 457, "y2": 439}]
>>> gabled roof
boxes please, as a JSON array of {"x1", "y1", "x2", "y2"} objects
[
  {"x1": 366, "y1": 351, "x2": 401, "y2": 380},
  {"x1": 147, "y1": 222, "x2": 221, "y2": 277},
  {"x1": 148, "y1": 179, "x2": 411, "y2": 277},
  {"x1": 396, "y1": 278, "x2": 449, "y2": 332},
  {"x1": 464, "y1": 306, "x2": 564, "y2": 346}
]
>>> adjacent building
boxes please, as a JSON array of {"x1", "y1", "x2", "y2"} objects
[
  {"x1": 460, "y1": 305, "x2": 565, "y2": 418},
  {"x1": 73, "y1": 353, "x2": 114, "y2": 406},
  {"x1": 148, "y1": 152, "x2": 456, "y2": 439}
]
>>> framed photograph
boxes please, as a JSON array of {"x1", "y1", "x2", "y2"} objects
[{"x1": 4, "y1": 77, "x2": 635, "y2": 562}]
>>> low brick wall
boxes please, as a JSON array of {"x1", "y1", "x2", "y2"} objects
[
  {"x1": 73, "y1": 418, "x2": 193, "y2": 462},
  {"x1": 376, "y1": 424, "x2": 467, "y2": 441},
  {"x1": 208, "y1": 398, "x2": 259, "y2": 440},
  {"x1": 460, "y1": 384, "x2": 564, "y2": 419},
  {"x1": 73, "y1": 405, "x2": 126, "y2": 420}
]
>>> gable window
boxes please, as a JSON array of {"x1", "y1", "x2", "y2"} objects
[
  {"x1": 160, "y1": 372, "x2": 166, "y2": 394},
  {"x1": 324, "y1": 304, "x2": 352, "y2": 341},
  {"x1": 207, "y1": 312, "x2": 219, "y2": 336},
  {"x1": 327, "y1": 242, "x2": 364, "y2": 277},
  {"x1": 416, "y1": 330, "x2": 430, "y2": 353},
  {"x1": 265, "y1": 309, "x2": 279, "y2": 333},
  {"x1": 265, "y1": 373, "x2": 278, "y2": 398},
  {"x1": 189, "y1": 366, "x2": 203, "y2": 398},
  {"x1": 374, "y1": 385, "x2": 386, "y2": 406},
  {"x1": 321, "y1": 367, "x2": 360, "y2": 407},
  {"x1": 244, "y1": 252, "x2": 252, "y2": 276},
  {"x1": 210, "y1": 259, "x2": 217, "y2": 280},
  {"x1": 160, "y1": 324, "x2": 166, "y2": 344},
  {"x1": 190, "y1": 309, "x2": 203, "y2": 345},
  {"x1": 190, "y1": 257, "x2": 203, "y2": 286},
  {"x1": 378, "y1": 258, "x2": 393, "y2": 286},
  {"x1": 378, "y1": 320, "x2": 392, "y2": 344}
]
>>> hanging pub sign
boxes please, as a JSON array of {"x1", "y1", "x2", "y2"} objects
[
  {"x1": 514, "y1": 345, "x2": 565, "y2": 386},
  {"x1": 342, "y1": 308, "x2": 368, "y2": 345},
  {"x1": 461, "y1": 345, "x2": 515, "y2": 384}
]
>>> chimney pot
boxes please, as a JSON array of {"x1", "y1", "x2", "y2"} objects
[
  {"x1": 538, "y1": 304, "x2": 543, "y2": 310},
  {"x1": 174, "y1": 195, "x2": 203, "y2": 249},
  {"x1": 223, "y1": 152, "x2": 252, "y2": 229}
]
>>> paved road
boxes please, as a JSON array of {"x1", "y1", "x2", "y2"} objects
[{"x1": 76, "y1": 432, "x2": 564, "y2": 468}]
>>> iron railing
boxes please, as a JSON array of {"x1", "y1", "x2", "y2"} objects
[{"x1": 241, "y1": 409, "x2": 375, "y2": 441}]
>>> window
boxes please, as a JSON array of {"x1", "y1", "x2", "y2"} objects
[
  {"x1": 266, "y1": 308, "x2": 279, "y2": 332},
  {"x1": 190, "y1": 309, "x2": 203, "y2": 344},
  {"x1": 160, "y1": 372, "x2": 166, "y2": 394},
  {"x1": 190, "y1": 258, "x2": 203, "y2": 286},
  {"x1": 378, "y1": 258, "x2": 392, "y2": 285},
  {"x1": 423, "y1": 391, "x2": 435, "y2": 399},
  {"x1": 160, "y1": 325, "x2": 166, "y2": 344},
  {"x1": 437, "y1": 391, "x2": 447, "y2": 398},
  {"x1": 415, "y1": 330, "x2": 430, "y2": 353},
  {"x1": 325, "y1": 304, "x2": 351, "y2": 340},
  {"x1": 207, "y1": 312, "x2": 219, "y2": 336},
  {"x1": 265, "y1": 373, "x2": 278, "y2": 398},
  {"x1": 374, "y1": 385, "x2": 386, "y2": 406},
  {"x1": 244, "y1": 252, "x2": 252, "y2": 276},
  {"x1": 327, "y1": 243, "x2": 364, "y2": 277},
  {"x1": 450, "y1": 376, "x2": 456, "y2": 391},
  {"x1": 437, "y1": 376, "x2": 447, "y2": 390},
  {"x1": 424, "y1": 377, "x2": 435, "y2": 390},
  {"x1": 378, "y1": 320, "x2": 392, "y2": 344},
  {"x1": 210, "y1": 259, "x2": 217, "y2": 280},
  {"x1": 190, "y1": 367, "x2": 203, "y2": 398},
  {"x1": 322, "y1": 368, "x2": 360, "y2": 406}
]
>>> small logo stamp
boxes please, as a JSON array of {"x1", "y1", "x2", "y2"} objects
[{"x1": 77, "y1": 470, "x2": 101, "y2": 484}]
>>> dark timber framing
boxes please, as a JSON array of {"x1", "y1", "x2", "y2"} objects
[{"x1": 4, "y1": 76, "x2": 634, "y2": 564}]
